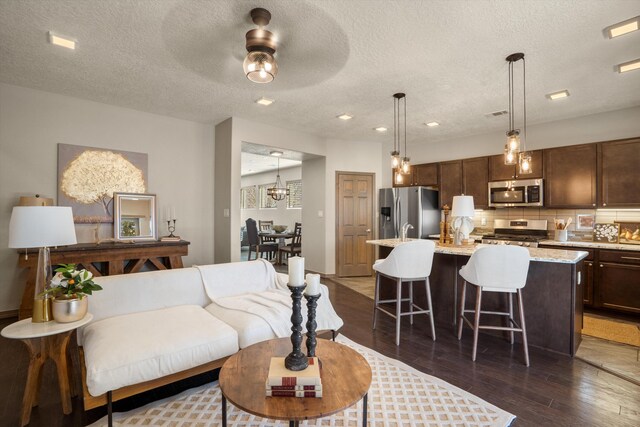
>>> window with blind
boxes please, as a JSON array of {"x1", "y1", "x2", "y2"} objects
[
  {"x1": 286, "y1": 179, "x2": 302, "y2": 209},
  {"x1": 259, "y1": 183, "x2": 277, "y2": 209},
  {"x1": 240, "y1": 186, "x2": 257, "y2": 209}
]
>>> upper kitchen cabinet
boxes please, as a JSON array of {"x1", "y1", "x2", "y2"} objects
[
  {"x1": 462, "y1": 157, "x2": 489, "y2": 209},
  {"x1": 489, "y1": 150, "x2": 543, "y2": 181},
  {"x1": 392, "y1": 163, "x2": 438, "y2": 187},
  {"x1": 544, "y1": 143, "x2": 597, "y2": 208},
  {"x1": 438, "y1": 160, "x2": 462, "y2": 208},
  {"x1": 413, "y1": 163, "x2": 439, "y2": 187},
  {"x1": 599, "y1": 137, "x2": 640, "y2": 208}
]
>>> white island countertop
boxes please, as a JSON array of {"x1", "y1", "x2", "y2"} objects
[{"x1": 366, "y1": 239, "x2": 589, "y2": 264}]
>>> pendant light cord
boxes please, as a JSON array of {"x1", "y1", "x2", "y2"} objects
[
  {"x1": 394, "y1": 96, "x2": 398, "y2": 154},
  {"x1": 403, "y1": 95, "x2": 407, "y2": 157},
  {"x1": 522, "y1": 57, "x2": 527, "y2": 152},
  {"x1": 508, "y1": 60, "x2": 514, "y2": 131}
]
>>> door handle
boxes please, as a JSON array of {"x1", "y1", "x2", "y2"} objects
[{"x1": 366, "y1": 229, "x2": 371, "y2": 233}]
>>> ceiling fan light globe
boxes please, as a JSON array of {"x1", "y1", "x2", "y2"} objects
[{"x1": 243, "y1": 51, "x2": 278, "y2": 83}]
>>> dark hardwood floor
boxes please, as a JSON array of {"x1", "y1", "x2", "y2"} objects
[{"x1": 1, "y1": 278, "x2": 639, "y2": 426}]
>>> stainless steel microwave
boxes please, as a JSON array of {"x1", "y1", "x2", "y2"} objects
[{"x1": 488, "y1": 179, "x2": 543, "y2": 207}]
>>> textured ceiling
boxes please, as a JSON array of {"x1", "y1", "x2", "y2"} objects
[{"x1": 1, "y1": 0, "x2": 639, "y2": 148}]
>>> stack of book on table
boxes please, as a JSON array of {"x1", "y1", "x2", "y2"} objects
[{"x1": 266, "y1": 357, "x2": 322, "y2": 398}]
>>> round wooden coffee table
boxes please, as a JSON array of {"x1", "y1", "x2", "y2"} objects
[{"x1": 219, "y1": 337, "x2": 372, "y2": 427}]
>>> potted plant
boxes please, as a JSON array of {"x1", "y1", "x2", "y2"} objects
[{"x1": 44, "y1": 263, "x2": 103, "y2": 323}]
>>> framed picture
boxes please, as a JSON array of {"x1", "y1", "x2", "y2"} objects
[
  {"x1": 594, "y1": 223, "x2": 619, "y2": 243},
  {"x1": 615, "y1": 221, "x2": 640, "y2": 245},
  {"x1": 576, "y1": 214, "x2": 595, "y2": 230}
]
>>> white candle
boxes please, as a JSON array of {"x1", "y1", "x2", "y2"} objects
[
  {"x1": 305, "y1": 273, "x2": 321, "y2": 295},
  {"x1": 171, "y1": 207, "x2": 176, "y2": 220},
  {"x1": 288, "y1": 256, "x2": 305, "y2": 287}
]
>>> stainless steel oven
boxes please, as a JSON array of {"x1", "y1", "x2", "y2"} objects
[{"x1": 488, "y1": 178, "x2": 543, "y2": 208}]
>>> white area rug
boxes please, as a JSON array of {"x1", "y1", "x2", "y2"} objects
[{"x1": 90, "y1": 336, "x2": 515, "y2": 426}]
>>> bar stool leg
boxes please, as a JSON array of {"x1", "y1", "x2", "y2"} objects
[
  {"x1": 508, "y1": 293, "x2": 514, "y2": 344},
  {"x1": 517, "y1": 289, "x2": 530, "y2": 366},
  {"x1": 395, "y1": 278, "x2": 402, "y2": 346},
  {"x1": 372, "y1": 273, "x2": 380, "y2": 330},
  {"x1": 457, "y1": 281, "x2": 467, "y2": 340},
  {"x1": 472, "y1": 286, "x2": 482, "y2": 361},
  {"x1": 409, "y1": 280, "x2": 414, "y2": 325},
  {"x1": 425, "y1": 278, "x2": 436, "y2": 341}
]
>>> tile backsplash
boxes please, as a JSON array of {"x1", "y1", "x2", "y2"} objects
[{"x1": 473, "y1": 208, "x2": 640, "y2": 240}]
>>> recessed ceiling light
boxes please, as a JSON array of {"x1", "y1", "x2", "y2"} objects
[
  {"x1": 270, "y1": 151, "x2": 283, "y2": 157},
  {"x1": 425, "y1": 121, "x2": 440, "y2": 127},
  {"x1": 617, "y1": 58, "x2": 640, "y2": 73},
  {"x1": 337, "y1": 114, "x2": 353, "y2": 120},
  {"x1": 606, "y1": 16, "x2": 639, "y2": 38},
  {"x1": 374, "y1": 127, "x2": 387, "y2": 132},
  {"x1": 256, "y1": 97, "x2": 274, "y2": 106},
  {"x1": 47, "y1": 31, "x2": 76, "y2": 50},
  {"x1": 546, "y1": 90, "x2": 570, "y2": 100}
]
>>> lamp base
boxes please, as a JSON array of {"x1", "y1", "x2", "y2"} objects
[{"x1": 32, "y1": 297, "x2": 52, "y2": 323}]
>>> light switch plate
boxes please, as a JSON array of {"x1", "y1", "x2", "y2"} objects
[{"x1": 223, "y1": 209, "x2": 230, "y2": 217}]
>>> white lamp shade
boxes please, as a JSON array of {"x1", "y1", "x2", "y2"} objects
[
  {"x1": 9, "y1": 206, "x2": 77, "y2": 248},
  {"x1": 451, "y1": 195, "x2": 475, "y2": 217}
]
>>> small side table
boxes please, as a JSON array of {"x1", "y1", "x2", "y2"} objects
[{"x1": 1, "y1": 314, "x2": 93, "y2": 427}]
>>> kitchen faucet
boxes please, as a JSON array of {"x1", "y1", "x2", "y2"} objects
[{"x1": 401, "y1": 222, "x2": 414, "y2": 241}]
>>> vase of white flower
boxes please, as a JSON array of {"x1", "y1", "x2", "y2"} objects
[{"x1": 45, "y1": 264, "x2": 103, "y2": 323}]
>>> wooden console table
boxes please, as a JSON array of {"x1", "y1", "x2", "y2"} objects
[{"x1": 17, "y1": 240, "x2": 190, "y2": 319}]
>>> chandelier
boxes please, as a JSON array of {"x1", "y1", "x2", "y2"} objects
[
  {"x1": 504, "y1": 52, "x2": 532, "y2": 174},
  {"x1": 243, "y1": 8, "x2": 278, "y2": 84},
  {"x1": 267, "y1": 157, "x2": 289, "y2": 201},
  {"x1": 391, "y1": 93, "x2": 410, "y2": 184}
]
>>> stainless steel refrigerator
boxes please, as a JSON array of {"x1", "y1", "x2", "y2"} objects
[{"x1": 378, "y1": 187, "x2": 440, "y2": 239}]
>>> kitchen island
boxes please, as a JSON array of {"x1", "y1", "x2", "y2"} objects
[{"x1": 367, "y1": 239, "x2": 589, "y2": 356}]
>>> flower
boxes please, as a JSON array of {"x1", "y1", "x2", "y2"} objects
[{"x1": 42, "y1": 263, "x2": 103, "y2": 299}]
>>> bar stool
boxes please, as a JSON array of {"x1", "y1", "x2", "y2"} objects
[
  {"x1": 457, "y1": 245, "x2": 531, "y2": 366},
  {"x1": 372, "y1": 240, "x2": 436, "y2": 346}
]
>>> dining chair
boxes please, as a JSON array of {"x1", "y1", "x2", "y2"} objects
[
  {"x1": 457, "y1": 245, "x2": 531, "y2": 365},
  {"x1": 259, "y1": 220, "x2": 276, "y2": 244},
  {"x1": 278, "y1": 222, "x2": 301, "y2": 264},
  {"x1": 245, "y1": 218, "x2": 278, "y2": 261}
]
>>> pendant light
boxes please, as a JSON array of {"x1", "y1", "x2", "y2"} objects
[
  {"x1": 504, "y1": 52, "x2": 532, "y2": 174},
  {"x1": 266, "y1": 156, "x2": 289, "y2": 201},
  {"x1": 391, "y1": 93, "x2": 410, "y2": 179},
  {"x1": 243, "y1": 8, "x2": 278, "y2": 84}
]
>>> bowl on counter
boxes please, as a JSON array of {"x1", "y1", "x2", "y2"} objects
[{"x1": 272, "y1": 225, "x2": 288, "y2": 233}]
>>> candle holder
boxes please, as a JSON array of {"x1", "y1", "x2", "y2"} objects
[
  {"x1": 167, "y1": 219, "x2": 177, "y2": 237},
  {"x1": 285, "y1": 284, "x2": 309, "y2": 371},
  {"x1": 305, "y1": 293, "x2": 321, "y2": 357}
]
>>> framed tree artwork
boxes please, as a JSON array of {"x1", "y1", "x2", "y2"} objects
[{"x1": 57, "y1": 144, "x2": 148, "y2": 223}]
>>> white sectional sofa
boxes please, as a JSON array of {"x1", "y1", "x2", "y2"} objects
[{"x1": 78, "y1": 259, "x2": 343, "y2": 412}]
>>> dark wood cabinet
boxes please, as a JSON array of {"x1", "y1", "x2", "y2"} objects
[
  {"x1": 392, "y1": 163, "x2": 438, "y2": 187},
  {"x1": 599, "y1": 137, "x2": 640, "y2": 208},
  {"x1": 598, "y1": 250, "x2": 640, "y2": 314},
  {"x1": 539, "y1": 244, "x2": 595, "y2": 306},
  {"x1": 438, "y1": 160, "x2": 462, "y2": 208},
  {"x1": 462, "y1": 157, "x2": 489, "y2": 209},
  {"x1": 413, "y1": 163, "x2": 438, "y2": 186},
  {"x1": 489, "y1": 150, "x2": 543, "y2": 181},
  {"x1": 544, "y1": 144, "x2": 597, "y2": 208}
]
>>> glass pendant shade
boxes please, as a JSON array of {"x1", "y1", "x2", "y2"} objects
[
  {"x1": 519, "y1": 152, "x2": 532, "y2": 174},
  {"x1": 243, "y1": 51, "x2": 278, "y2": 83},
  {"x1": 401, "y1": 157, "x2": 411, "y2": 175},
  {"x1": 394, "y1": 171, "x2": 403, "y2": 184},
  {"x1": 507, "y1": 131, "x2": 520, "y2": 152},
  {"x1": 390, "y1": 151, "x2": 400, "y2": 168},
  {"x1": 504, "y1": 144, "x2": 517, "y2": 165}
]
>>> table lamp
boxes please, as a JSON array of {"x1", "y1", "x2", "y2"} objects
[
  {"x1": 451, "y1": 195, "x2": 475, "y2": 246},
  {"x1": 9, "y1": 206, "x2": 77, "y2": 322}
]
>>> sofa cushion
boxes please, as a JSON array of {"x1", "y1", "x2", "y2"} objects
[
  {"x1": 82, "y1": 305, "x2": 238, "y2": 396},
  {"x1": 205, "y1": 303, "x2": 277, "y2": 348}
]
